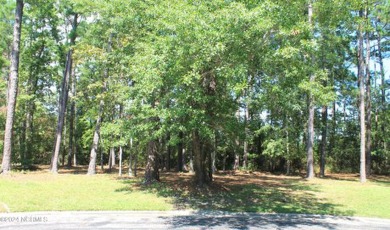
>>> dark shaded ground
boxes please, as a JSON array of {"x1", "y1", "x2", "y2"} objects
[{"x1": 114, "y1": 171, "x2": 354, "y2": 216}]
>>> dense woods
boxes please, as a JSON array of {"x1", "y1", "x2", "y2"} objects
[{"x1": 0, "y1": 0, "x2": 389, "y2": 185}]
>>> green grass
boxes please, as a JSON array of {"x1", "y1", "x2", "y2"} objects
[
  {"x1": 0, "y1": 173, "x2": 172, "y2": 212},
  {"x1": 304, "y1": 178, "x2": 390, "y2": 218},
  {"x1": 144, "y1": 173, "x2": 390, "y2": 219},
  {"x1": 1, "y1": 171, "x2": 389, "y2": 219}
]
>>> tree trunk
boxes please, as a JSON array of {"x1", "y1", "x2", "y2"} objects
[
  {"x1": 329, "y1": 99, "x2": 336, "y2": 161},
  {"x1": 87, "y1": 33, "x2": 112, "y2": 175},
  {"x1": 188, "y1": 147, "x2": 194, "y2": 173},
  {"x1": 234, "y1": 109, "x2": 240, "y2": 171},
  {"x1": 67, "y1": 63, "x2": 76, "y2": 168},
  {"x1": 306, "y1": 0, "x2": 315, "y2": 179},
  {"x1": 376, "y1": 13, "x2": 386, "y2": 152},
  {"x1": 1, "y1": 0, "x2": 23, "y2": 174},
  {"x1": 24, "y1": 97, "x2": 34, "y2": 168},
  {"x1": 166, "y1": 133, "x2": 171, "y2": 171},
  {"x1": 118, "y1": 146, "x2": 123, "y2": 176},
  {"x1": 51, "y1": 50, "x2": 72, "y2": 173},
  {"x1": 211, "y1": 132, "x2": 217, "y2": 173},
  {"x1": 87, "y1": 96, "x2": 104, "y2": 175},
  {"x1": 320, "y1": 106, "x2": 327, "y2": 177},
  {"x1": 111, "y1": 147, "x2": 116, "y2": 168},
  {"x1": 128, "y1": 138, "x2": 133, "y2": 177},
  {"x1": 61, "y1": 122, "x2": 67, "y2": 166},
  {"x1": 51, "y1": 14, "x2": 78, "y2": 173},
  {"x1": 192, "y1": 130, "x2": 209, "y2": 186},
  {"x1": 365, "y1": 28, "x2": 371, "y2": 177},
  {"x1": 134, "y1": 150, "x2": 138, "y2": 177},
  {"x1": 243, "y1": 102, "x2": 249, "y2": 169},
  {"x1": 144, "y1": 139, "x2": 159, "y2": 183},
  {"x1": 109, "y1": 147, "x2": 115, "y2": 171},
  {"x1": 177, "y1": 131, "x2": 184, "y2": 171},
  {"x1": 358, "y1": 9, "x2": 366, "y2": 183},
  {"x1": 100, "y1": 146, "x2": 103, "y2": 171},
  {"x1": 23, "y1": 64, "x2": 39, "y2": 169},
  {"x1": 286, "y1": 126, "x2": 290, "y2": 175},
  {"x1": 108, "y1": 148, "x2": 112, "y2": 171}
]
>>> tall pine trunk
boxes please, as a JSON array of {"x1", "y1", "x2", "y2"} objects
[
  {"x1": 365, "y1": 28, "x2": 371, "y2": 177},
  {"x1": 51, "y1": 14, "x2": 78, "y2": 173},
  {"x1": 376, "y1": 13, "x2": 386, "y2": 152},
  {"x1": 306, "y1": 0, "x2": 315, "y2": 179},
  {"x1": 1, "y1": 0, "x2": 24, "y2": 174},
  {"x1": 67, "y1": 63, "x2": 76, "y2": 168},
  {"x1": 358, "y1": 9, "x2": 366, "y2": 183}
]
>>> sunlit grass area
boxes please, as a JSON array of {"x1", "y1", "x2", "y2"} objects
[
  {"x1": 303, "y1": 177, "x2": 390, "y2": 218},
  {"x1": 0, "y1": 172, "x2": 172, "y2": 212},
  {"x1": 0, "y1": 168, "x2": 389, "y2": 219}
]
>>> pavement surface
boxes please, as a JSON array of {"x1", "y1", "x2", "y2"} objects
[{"x1": 1, "y1": 211, "x2": 390, "y2": 229}]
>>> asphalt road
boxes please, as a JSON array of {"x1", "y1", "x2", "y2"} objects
[{"x1": 1, "y1": 211, "x2": 390, "y2": 230}]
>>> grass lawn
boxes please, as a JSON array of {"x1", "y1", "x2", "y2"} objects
[
  {"x1": 0, "y1": 166, "x2": 389, "y2": 219},
  {"x1": 0, "y1": 168, "x2": 172, "y2": 212}
]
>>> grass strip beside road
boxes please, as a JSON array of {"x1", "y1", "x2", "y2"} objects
[{"x1": 0, "y1": 170, "x2": 389, "y2": 219}]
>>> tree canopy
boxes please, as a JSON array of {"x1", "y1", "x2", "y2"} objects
[{"x1": 1, "y1": 0, "x2": 389, "y2": 183}]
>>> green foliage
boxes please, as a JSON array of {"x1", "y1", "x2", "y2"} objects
[{"x1": 0, "y1": 0, "x2": 388, "y2": 176}]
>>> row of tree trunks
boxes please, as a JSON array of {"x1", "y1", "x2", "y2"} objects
[{"x1": 1, "y1": 0, "x2": 24, "y2": 174}]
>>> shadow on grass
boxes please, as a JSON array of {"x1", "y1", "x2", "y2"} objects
[
  {"x1": 371, "y1": 175, "x2": 390, "y2": 187},
  {"x1": 372, "y1": 180, "x2": 390, "y2": 187},
  {"x1": 114, "y1": 171, "x2": 357, "y2": 229},
  {"x1": 116, "y1": 171, "x2": 354, "y2": 216}
]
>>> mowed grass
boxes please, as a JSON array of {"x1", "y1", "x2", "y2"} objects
[
  {"x1": 0, "y1": 168, "x2": 389, "y2": 219},
  {"x1": 303, "y1": 177, "x2": 390, "y2": 218},
  {"x1": 0, "y1": 172, "x2": 172, "y2": 212}
]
